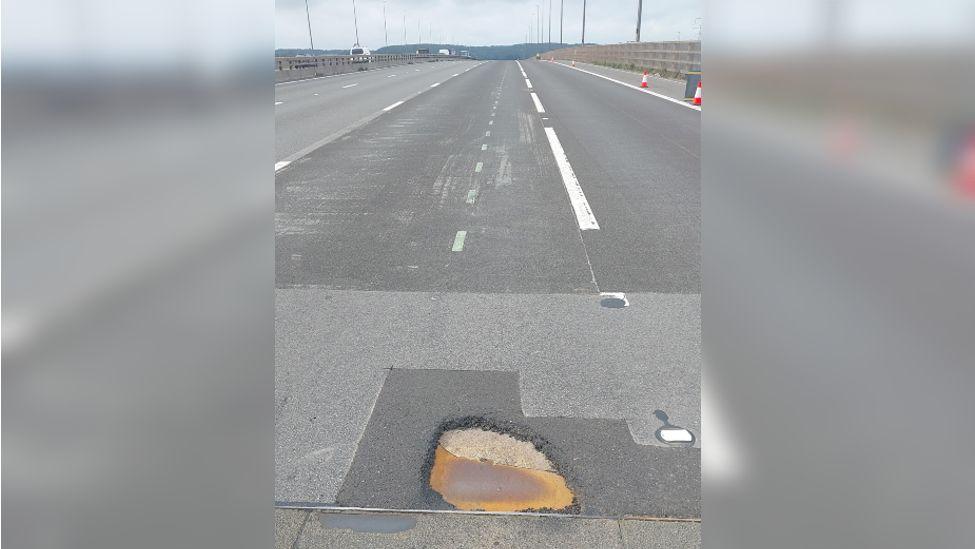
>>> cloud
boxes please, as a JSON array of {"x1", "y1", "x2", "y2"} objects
[{"x1": 276, "y1": 0, "x2": 702, "y2": 49}]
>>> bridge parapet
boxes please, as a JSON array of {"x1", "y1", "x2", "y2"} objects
[{"x1": 545, "y1": 41, "x2": 701, "y2": 79}]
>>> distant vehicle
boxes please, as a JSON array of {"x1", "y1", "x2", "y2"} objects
[
  {"x1": 438, "y1": 49, "x2": 450, "y2": 56},
  {"x1": 350, "y1": 44, "x2": 371, "y2": 63}
]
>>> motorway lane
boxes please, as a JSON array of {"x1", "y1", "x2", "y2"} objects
[
  {"x1": 275, "y1": 59, "x2": 480, "y2": 161},
  {"x1": 522, "y1": 59, "x2": 701, "y2": 293},
  {"x1": 276, "y1": 60, "x2": 596, "y2": 293}
]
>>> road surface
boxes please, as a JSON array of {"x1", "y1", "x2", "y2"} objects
[{"x1": 274, "y1": 59, "x2": 701, "y2": 533}]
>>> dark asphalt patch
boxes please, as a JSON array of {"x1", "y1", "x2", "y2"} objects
[{"x1": 335, "y1": 369, "x2": 700, "y2": 518}]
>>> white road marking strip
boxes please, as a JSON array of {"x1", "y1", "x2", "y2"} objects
[
  {"x1": 383, "y1": 100, "x2": 405, "y2": 111},
  {"x1": 525, "y1": 79, "x2": 532, "y2": 88},
  {"x1": 481, "y1": 144, "x2": 488, "y2": 151},
  {"x1": 543, "y1": 127, "x2": 599, "y2": 230},
  {"x1": 342, "y1": 83, "x2": 358, "y2": 88},
  {"x1": 530, "y1": 92, "x2": 545, "y2": 113},
  {"x1": 659, "y1": 428, "x2": 694, "y2": 443},
  {"x1": 485, "y1": 130, "x2": 491, "y2": 137},
  {"x1": 387, "y1": 74, "x2": 397, "y2": 78},
  {"x1": 475, "y1": 162, "x2": 483, "y2": 172},
  {"x1": 430, "y1": 82, "x2": 440, "y2": 87},
  {"x1": 313, "y1": 93, "x2": 319, "y2": 96},
  {"x1": 275, "y1": 161, "x2": 292, "y2": 172},
  {"x1": 453, "y1": 73, "x2": 459, "y2": 76},
  {"x1": 275, "y1": 101, "x2": 283, "y2": 105},
  {"x1": 554, "y1": 62, "x2": 701, "y2": 112},
  {"x1": 488, "y1": 120, "x2": 493, "y2": 125},
  {"x1": 451, "y1": 231, "x2": 467, "y2": 252}
]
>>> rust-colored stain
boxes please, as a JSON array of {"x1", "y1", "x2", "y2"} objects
[{"x1": 429, "y1": 445, "x2": 574, "y2": 512}]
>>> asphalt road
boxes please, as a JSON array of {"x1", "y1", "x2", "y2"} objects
[
  {"x1": 275, "y1": 59, "x2": 701, "y2": 521},
  {"x1": 275, "y1": 59, "x2": 481, "y2": 162}
]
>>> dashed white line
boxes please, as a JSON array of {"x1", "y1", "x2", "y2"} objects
[
  {"x1": 387, "y1": 74, "x2": 397, "y2": 78},
  {"x1": 275, "y1": 161, "x2": 292, "y2": 172},
  {"x1": 543, "y1": 127, "x2": 599, "y2": 231},
  {"x1": 452, "y1": 73, "x2": 459, "y2": 76},
  {"x1": 488, "y1": 120, "x2": 494, "y2": 125},
  {"x1": 430, "y1": 82, "x2": 440, "y2": 87},
  {"x1": 485, "y1": 130, "x2": 491, "y2": 137},
  {"x1": 525, "y1": 79, "x2": 533, "y2": 89},
  {"x1": 481, "y1": 144, "x2": 488, "y2": 151},
  {"x1": 275, "y1": 101, "x2": 283, "y2": 105},
  {"x1": 383, "y1": 100, "x2": 405, "y2": 112},
  {"x1": 530, "y1": 92, "x2": 545, "y2": 113},
  {"x1": 342, "y1": 83, "x2": 359, "y2": 89}
]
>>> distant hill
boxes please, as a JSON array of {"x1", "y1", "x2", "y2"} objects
[{"x1": 275, "y1": 43, "x2": 585, "y2": 60}]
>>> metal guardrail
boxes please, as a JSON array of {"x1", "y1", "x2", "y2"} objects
[
  {"x1": 274, "y1": 54, "x2": 470, "y2": 83},
  {"x1": 545, "y1": 41, "x2": 701, "y2": 78}
]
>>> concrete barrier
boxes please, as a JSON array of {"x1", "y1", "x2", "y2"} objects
[
  {"x1": 275, "y1": 54, "x2": 469, "y2": 83},
  {"x1": 545, "y1": 42, "x2": 701, "y2": 79}
]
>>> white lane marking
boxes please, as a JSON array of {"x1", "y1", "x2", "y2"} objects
[
  {"x1": 342, "y1": 83, "x2": 359, "y2": 89},
  {"x1": 515, "y1": 60, "x2": 527, "y2": 77},
  {"x1": 553, "y1": 62, "x2": 701, "y2": 112},
  {"x1": 275, "y1": 161, "x2": 292, "y2": 172},
  {"x1": 599, "y1": 292, "x2": 629, "y2": 307},
  {"x1": 453, "y1": 73, "x2": 459, "y2": 76},
  {"x1": 415, "y1": 69, "x2": 421, "y2": 72},
  {"x1": 383, "y1": 100, "x2": 405, "y2": 111},
  {"x1": 481, "y1": 144, "x2": 488, "y2": 151},
  {"x1": 313, "y1": 93, "x2": 320, "y2": 96},
  {"x1": 475, "y1": 162, "x2": 483, "y2": 173},
  {"x1": 387, "y1": 74, "x2": 397, "y2": 78},
  {"x1": 525, "y1": 79, "x2": 533, "y2": 88},
  {"x1": 659, "y1": 428, "x2": 694, "y2": 443},
  {"x1": 430, "y1": 82, "x2": 440, "y2": 87},
  {"x1": 485, "y1": 130, "x2": 491, "y2": 137},
  {"x1": 488, "y1": 120, "x2": 494, "y2": 125},
  {"x1": 275, "y1": 101, "x2": 283, "y2": 105},
  {"x1": 530, "y1": 92, "x2": 545, "y2": 113},
  {"x1": 451, "y1": 231, "x2": 467, "y2": 252},
  {"x1": 543, "y1": 127, "x2": 599, "y2": 231}
]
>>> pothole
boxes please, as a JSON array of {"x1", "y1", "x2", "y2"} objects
[{"x1": 428, "y1": 426, "x2": 575, "y2": 513}]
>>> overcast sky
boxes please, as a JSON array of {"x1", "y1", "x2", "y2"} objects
[{"x1": 276, "y1": 0, "x2": 703, "y2": 49}]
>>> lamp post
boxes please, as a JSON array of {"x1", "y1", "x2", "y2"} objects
[
  {"x1": 581, "y1": 0, "x2": 587, "y2": 45},
  {"x1": 304, "y1": 0, "x2": 315, "y2": 51},
  {"x1": 636, "y1": 0, "x2": 643, "y2": 42}
]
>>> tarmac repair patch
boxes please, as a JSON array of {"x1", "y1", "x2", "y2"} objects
[{"x1": 335, "y1": 370, "x2": 700, "y2": 518}]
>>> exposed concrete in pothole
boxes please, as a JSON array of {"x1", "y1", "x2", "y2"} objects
[{"x1": 438, "y1": 428, "x2": 556, "y2": 472}]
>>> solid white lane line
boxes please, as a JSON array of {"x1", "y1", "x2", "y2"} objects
[
  {"x1": 275, "y1": 101, "x2": 283, "y2": 105},
  {"x1": 530, "y1": 92, "x2": 545, "y2": 113},
  {"x1": 383, "y1": 100, "x2": 405, "y2": 111},
  {"x1": 275, "y1": 161, "x2": 292, "y2": 172},
  {"x1": 543, "y1": 127, "x2": 599, "y2": 231},
  {"x1": 554, "y1": 62, "x2": 701, "y2": 112},
  {"x1": 525, "y1": 79, "x2": 533, "y2": 88},
  {"x1": 342, "y1": 83, "x2": 359, "y2": 88}
]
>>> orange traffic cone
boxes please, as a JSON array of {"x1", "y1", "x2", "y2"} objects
[
  {"x1": 693, "y1": 80, "x2": 702, "y2": 105},
  {"x1": 954, "y1": 131, "x2": 975, "y2": 198},
  {"x1": 641, "y1": 70, "x2": 649, "y2": 88}
]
